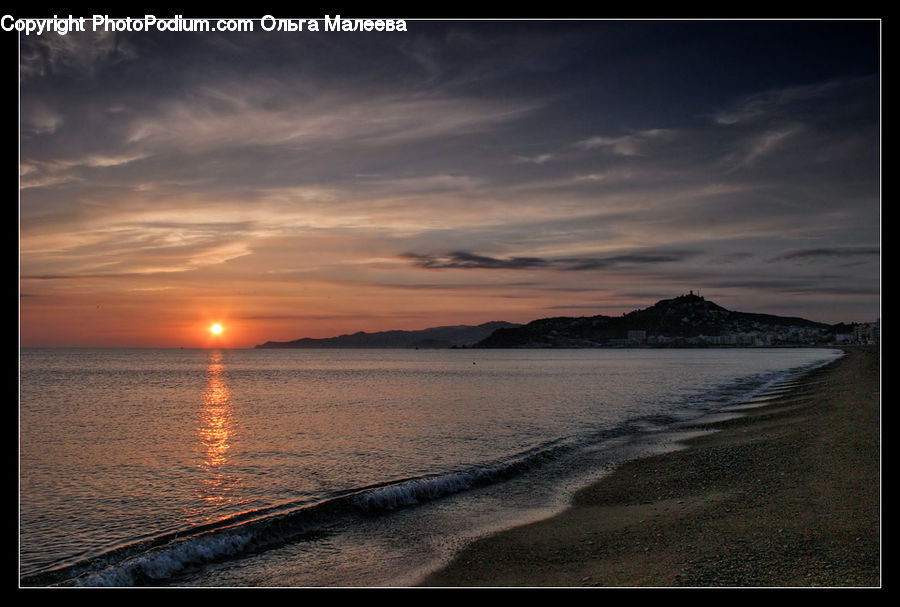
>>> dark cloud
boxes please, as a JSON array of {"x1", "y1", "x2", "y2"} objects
[
  {"x1": 373, "y1": 281, "x2": 541, "y2": 291},
  {"x1": 402, "y1": 251, "x2": 549, "y2": 270},
  {"x1": 770, "y1": 246, "x2": 880, "y2": 262},
  {"x1": 559, "y1": 251, "x2": 699, "y2": 271},
  {"x1": 402, "y1": 250, "x2": 699, "y2": 271}
]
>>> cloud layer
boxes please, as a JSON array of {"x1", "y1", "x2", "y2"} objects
[{"x1": 19, "y1": 20, "x2": 880, "y2": 346}]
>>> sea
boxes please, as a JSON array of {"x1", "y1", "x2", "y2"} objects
[{"x1": 19, "y1": 346, "x2": 843, "y2": 587}]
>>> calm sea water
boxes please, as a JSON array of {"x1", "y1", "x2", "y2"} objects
[{"x1": 19, "y1": 347, "x2": 842, "y2": 587}]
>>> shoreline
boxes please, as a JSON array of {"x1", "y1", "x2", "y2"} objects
[{"x1": 420, "y1": 345, "x2": 880, "y2": 587}]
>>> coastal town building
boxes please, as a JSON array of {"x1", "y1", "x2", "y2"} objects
[
  {"x1": 627, "y1": 330, "x2": 647, "y2": 343},
  {"x1": 853, "y1": 321, "x2": 880, "y2": 344}
]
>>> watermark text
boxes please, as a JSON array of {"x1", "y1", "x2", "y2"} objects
[{"x1": 2, "y1": 15, "x2": 408, "y2": 36}]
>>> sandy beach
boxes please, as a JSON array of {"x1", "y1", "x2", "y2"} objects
[{"x1": 421, "y1": 346, "x2": 880, "y2": 587}]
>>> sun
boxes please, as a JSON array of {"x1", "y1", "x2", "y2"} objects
[{"x1": 210, "y1": 323, "x2": 223, "y2": 335}]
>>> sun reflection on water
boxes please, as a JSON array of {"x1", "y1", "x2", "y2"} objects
[{"x1": 191, "y1": 349, "x2": 245, "y2": 517}]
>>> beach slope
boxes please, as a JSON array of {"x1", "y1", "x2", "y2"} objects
[{"x1": 421, "y1": 346, "x2": 880, "y2": 587}]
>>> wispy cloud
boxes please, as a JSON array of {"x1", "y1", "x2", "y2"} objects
[
  {"x1": 579, "y1": 128, "x2": 676, "y2": 156},
  {"x1": 125, "y1": 83, "x2": 541, "y2": 152},
  {"x1": 713, "y1": 78, "x2": 855, "y2": 126},
  {"x1": 727, "y1": 124, "x2": 804, "y2": 170},
  {"x1": 19, "y1": 153, "x2": 150, "y2": 190},
  {"x1": 79, "y1": 153, "x2": 150, "y2": 168},
  {"x1": 513, "y1": 153, "x2": 555, "y2": 164},
  {"x1": 354, "y1": 173, "x2": 485, "y2": 193},
  {"x1": 21, "y1": 101, "x2": 63, "y2": 136}
]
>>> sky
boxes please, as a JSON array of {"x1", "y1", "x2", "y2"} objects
[{"x1": 18, "y1": 18, "x2": 880, "y2": 348}]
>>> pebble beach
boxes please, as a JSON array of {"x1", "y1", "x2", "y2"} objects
[{"x1": 421, "y1": 345, "x2": 880, "y2": 587}]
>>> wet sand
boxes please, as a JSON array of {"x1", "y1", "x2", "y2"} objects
[{"x1": 421, "y1": 346, "x2": 880, "y2": 587}]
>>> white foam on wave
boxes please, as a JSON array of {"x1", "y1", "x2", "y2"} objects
[
  {"x1": 351, "y1": 438, "x2": 571, "y2": 512},
  {"x1": 72, "y1": 531, "x2": 254, "y2": 586},
  {"x1": 352, "y1": 472, "x2": 478, "y2": 511}
]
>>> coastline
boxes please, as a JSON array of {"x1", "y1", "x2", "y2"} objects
[{"x1": 420, "y1": 345, "x2": 880, "y2": 587}]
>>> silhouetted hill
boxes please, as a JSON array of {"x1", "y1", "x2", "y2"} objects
[
  {"x1": 477, "y1": 293, "x2": 840, "y2": 348},
  {"x1": 255, "y1": 321, "x2": 520, "y2": 349}
]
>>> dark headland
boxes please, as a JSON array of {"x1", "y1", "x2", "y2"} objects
[
  {"x1": 476, "y1": 292, "x2": 869, "y2": 348},
  {"x1": 255, "y1": 294, "x2": 878, "y2": 349}
]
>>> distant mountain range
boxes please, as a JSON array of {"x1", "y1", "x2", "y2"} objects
[
  {"x1": 254, "y1": 321, "x2": 520, "y2": 349},
  {"x1": 255, "y1": 293, "x2": 863, "y2": 350}
]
